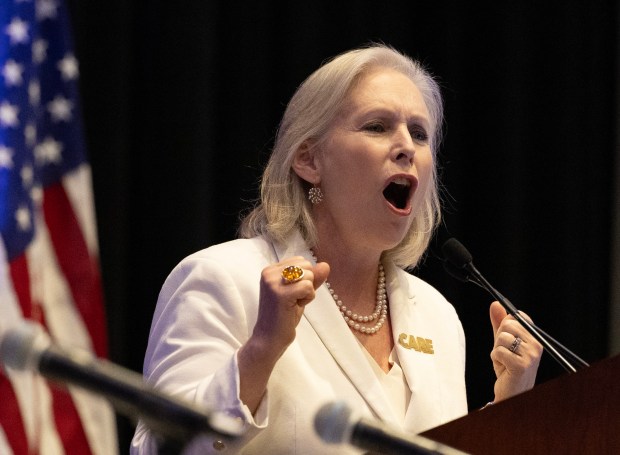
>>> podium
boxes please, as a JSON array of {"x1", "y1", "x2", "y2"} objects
[{"x1": 421, "y1": 355, "x2": 620, "y2": 454}]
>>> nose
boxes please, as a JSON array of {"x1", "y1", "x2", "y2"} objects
[{"x1": 391, "y1": 125, "x2": 415, "y2": 165}]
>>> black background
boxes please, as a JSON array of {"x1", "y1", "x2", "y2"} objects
[{"x1": 67, "y1": 1, "x2": 618, "y2": 451}]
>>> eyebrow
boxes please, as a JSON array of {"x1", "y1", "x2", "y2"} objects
[{"x1": 353, "y1": 106, "x2": 431, "y2": 130}]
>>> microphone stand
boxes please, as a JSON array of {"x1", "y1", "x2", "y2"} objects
[
  {"x1": 443, "y1": 259, "x2": 588, "y2": 373},
  {"x1": 491, "y1": 289, "x2": 589, "y2": 370}
]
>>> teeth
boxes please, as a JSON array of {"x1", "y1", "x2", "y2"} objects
[{"x1": 391, "y1": 177, "x2": 410, "y2": 187}]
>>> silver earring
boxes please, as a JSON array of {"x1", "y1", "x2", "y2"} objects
[{"x1": 308, "y1": 186, "x2": 323, "y2": 204}]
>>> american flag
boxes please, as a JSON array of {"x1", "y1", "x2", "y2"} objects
[{"x1": 0, "y1": 0, "x2": 117, "y2": 453}]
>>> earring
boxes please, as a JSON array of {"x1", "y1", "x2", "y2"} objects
[{"x1": 308, "y1": 185, "x2": 323, "y2": 204}]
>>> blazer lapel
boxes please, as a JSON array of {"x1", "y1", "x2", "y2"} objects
[
  {"x1": 387, "y1": 262, "x2": 442, "y2": 431},
  {"x1": 273, "y1": 233, "x2": 397, "y2": 424}
]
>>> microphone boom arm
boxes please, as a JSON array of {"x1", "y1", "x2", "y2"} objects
[
  {"x1": 441, "y1": 237, "x2": 588, "y2": 374},
  {"x1": 465, "y1": 261, "x2": 582, "y2": 373}
]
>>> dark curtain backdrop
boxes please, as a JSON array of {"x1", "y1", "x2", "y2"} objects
[{"x1": 67, "y1": 1, "x2": 618, "y2": 451}]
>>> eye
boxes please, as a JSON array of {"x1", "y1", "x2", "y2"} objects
[
  {"x1": 363, "y1": 122, "x2": 386, "y2": 133},
  {"x1": 409, "y1": 126, "x2": 429, "y2": 143}
]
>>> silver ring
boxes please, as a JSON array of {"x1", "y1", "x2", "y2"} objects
[{"x1": 509, "y1": 336, "x2": 522, "y2": 354}]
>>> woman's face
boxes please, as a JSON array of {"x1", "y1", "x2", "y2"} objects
[{"x1": 314, "y1": 67, "x2": 434, "y2": 253}]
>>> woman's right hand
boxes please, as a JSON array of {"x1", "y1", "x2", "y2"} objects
[
  {"x1": 253, "y1": 257, "x2": 330, "y2": 356},
  {"x1": 238, "y1": 257, "x2": 329, "y2": 413}
]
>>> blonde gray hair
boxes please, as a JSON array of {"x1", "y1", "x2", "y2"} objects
[{"x1": 239, "y1": 44, "x2": 443, "y2": 269}]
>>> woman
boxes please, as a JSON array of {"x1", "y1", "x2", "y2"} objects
[{"x1": 131, "y1": 44, "x2": 542, "y2": 454}]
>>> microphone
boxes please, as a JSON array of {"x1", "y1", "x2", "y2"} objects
[
  {"x1": 441, "y1": 238, "x2": 588, "y2": 373},
  {"x1": 314, "y1": 401, "x2": 469, "y2": 455},
  {"x1": 0, "y1": 321, "x2": 245, "y2": 444}
]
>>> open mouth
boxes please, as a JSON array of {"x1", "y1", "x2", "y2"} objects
[{"x1": 382, "y1": 177, "x2": 413, "y2": 210}]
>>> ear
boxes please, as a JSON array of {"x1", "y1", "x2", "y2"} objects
[{"x1": 291, "y1": 140, "x2": 321, "y2": 184}]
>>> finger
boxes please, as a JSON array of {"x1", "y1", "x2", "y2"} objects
[
  {"x1": 489, "y1": 301, "x2": 508, "y2": 338},
  {"x1": 262, "y1": 258, "x2": 310, "y2": 295},
  {"x1": 312, "y1": 262, "x2": 330, "y2": 289},
  {"x1": 292, "y1": 281, "x2": 319, "y2": 307},
  {"x1": 291, "y1": 263, "x2": 330, "y2": 307},
  {"x1": 492, "y1": 338, "x2": 535, "y2": 366},
  {"x1": 495, "y1": 314, "x2": 540, "y2": 348},
  {"x1": 515, "y1": 309, "x2": 534, "y2": 324},
  {"x1": 495, "y1": 332, "x2": 525, "y2": 355},
  {"x1": 280, "y1": 269, "x2": 317, "y2": 305},
  {"x1": 272, "y1": 258, "x2": 329, "y2": 307},
  {"x1": 279, "y1": 259, "x2": 310, "y2": 282},
  {"x1": 491, "y1": 346, "x2": 524, "y2": 369}
]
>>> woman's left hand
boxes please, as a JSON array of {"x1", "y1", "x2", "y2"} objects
[{"x1": 489, "y1": 301, "x2": 543, "y2": 402}]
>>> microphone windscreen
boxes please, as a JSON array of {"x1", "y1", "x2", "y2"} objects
[
  {"x1": 442, "y1": 260, "x2": 470, "y2": 283},
  {"x1": 314, "y1": 401, "x2": 352, "y2": 444},
  {"x1": 441, "y1": 238, "x2": 473, "y2": 267},
  {"x1": 0, "y1": 321, "x2": 51, "y2": 372}
]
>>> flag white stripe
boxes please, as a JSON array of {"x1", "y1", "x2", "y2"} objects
[
  {"x1": 28, "y1": 210, "x2": 93, "y2": 350},
  {"x1": 0, "y1": 239, "x2": 65, "y2": 455},
  {"x1": 0, "y1": 426, "x2": 15, "y2": 455},
  {"x1": 69, "y1": 386, "x2": 118, "y2": 455},
  {"x1": 28, "y1": 205, "x2": 117, "y2": 455}
]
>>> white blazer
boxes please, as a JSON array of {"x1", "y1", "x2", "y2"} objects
[{"x1": 131, "y1": 233, "x2": 468, "y2": 454}]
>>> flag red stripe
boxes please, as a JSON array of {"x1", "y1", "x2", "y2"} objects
[
  {"x1": 10, "y1": 253, "x2": 94, "y2": 455},
  {"x1": 35, "y1": 313, "x2": 93, "y2": 455},
  {"x1": 2, "y1": 0, "x2": 116, "y2": 451},
  {"x1": 42, "y1": 182, "x2": 108, "y2": 358},
  {"x1": 50, "y1": 388, "x2": 92, "y2": 455},
  {"x1": 7, "y1": 224, "x2": 97, "y2": 454},
  {"x1": 4, "y1": 254, "x2": 34, "y2": 454},
  {"x1": 9, "y1": 254, "x2": 35, "y2": 320}
]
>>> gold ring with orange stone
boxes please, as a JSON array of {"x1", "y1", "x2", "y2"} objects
[{"x1": 281, "y1": 265, "x2": 305, "y2": 284}]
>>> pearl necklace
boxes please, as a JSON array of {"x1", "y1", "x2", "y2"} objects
[{"x1": 312, "y1": 251, "x2": 388, "y2": 335}]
